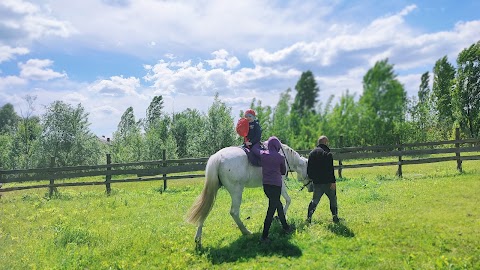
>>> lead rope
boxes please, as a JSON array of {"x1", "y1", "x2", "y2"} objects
[
  {"x1": 299, "y1": 180, "x2": 312, "y2": 191},
  {"x1": 280, "y1": 145, "x2": 293, "y2": 190}
]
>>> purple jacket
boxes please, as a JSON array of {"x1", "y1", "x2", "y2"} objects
[{"x1": 260, "y1": 137, "x2": 286, "y2": 187}]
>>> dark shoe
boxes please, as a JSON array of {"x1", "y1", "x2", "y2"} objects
[
  {"x1": 333, "y1": 215, "x2": 340, "y2": 223},
  {"x1": 306, "y1": 217, "x2": 311, "y2": 224},
  {"x1": 260, "y1": 237, "x2": 271, "y2": 244}
]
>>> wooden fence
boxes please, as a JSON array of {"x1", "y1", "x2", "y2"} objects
[
  {"x1": 299, "y1": 128, "x2": 480, "y2": 178},
  {"x1": 1, "y1": 128, "x2": 479, "y2": 196}
]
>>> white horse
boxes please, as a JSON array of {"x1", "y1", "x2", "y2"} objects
[{"x1": 186, "y1": 143, "x2": 309, "y2": 248}]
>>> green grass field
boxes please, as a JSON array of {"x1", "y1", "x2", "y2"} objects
[{"x1": 1, "y1": 159, "x2": 479, "y2": 269}]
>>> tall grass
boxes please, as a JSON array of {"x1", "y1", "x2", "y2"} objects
[{"x1": 1, "y1": 159, "x2": 479, "y2": 269}]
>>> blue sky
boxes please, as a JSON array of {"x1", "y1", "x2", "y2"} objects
[{"x1": 1, "y1": 0, "x2": 479, "y2": 138}]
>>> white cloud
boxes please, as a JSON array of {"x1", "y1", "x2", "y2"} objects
[
  {"x1": 0, "y1": 45, "x2": 29, "y2": 63},
  {"x1": 39, "y1": 0, "x2": 336, "y2": 57},
  {"x1": 0, "y1": 0, "x2": 75, "y2": 46},
  {"x1": 144, "y1": 51, "x2": 301, "y2": 98},
  {"x1": 18, "y1": 59, "x2": 67, "y2": 80},
  {"x1": 1, "y1": 0, "x2": 38, "y2": 14},
  {"x1": 317, "y1": 67, "x2": 366, "y2": 98},
  {"x1": 89, "y1": 76, "x2": 141, "y2": 97},
  {"x1": 248, "y1": 5, "x2": 418, "y2": 67},
  {"x1": 205, "y1": 50, "x2": 240, "y2": 69},
  {"x1": 398, "y1": 73, "x2": 425, "y2": 97},
  {"x1": 0, "y1": 75, "x2": 27, "y2": 88},
  {"x1": 63, "y1": 92, "x2": 87, "y2": 104}
]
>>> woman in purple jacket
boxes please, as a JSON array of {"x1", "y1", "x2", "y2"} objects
[{"x1": 260, "y1": 136, "x2": 293, "y2": 243}]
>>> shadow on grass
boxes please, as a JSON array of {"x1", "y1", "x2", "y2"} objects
[
  {"x1": 198, "y1": 227, "x2": 302, "y2": 264},
  {"x1": 327, "y1": 221, "x2": 355, "y2": 237}
]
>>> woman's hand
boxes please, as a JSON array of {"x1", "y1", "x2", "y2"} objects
[{"x1": 245, "y1": 141, "x2": 252, "y2": 146}]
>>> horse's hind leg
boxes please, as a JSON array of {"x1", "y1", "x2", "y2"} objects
[
  {"x1": 229, "y1": 190, "x2": 251, "y2": 235},
  {"x1": 194, "y1": 222, "x2": 203, "y2": 249},
  {"x1": 281, "y1": 184, "x2": 291, "y2": 216}
]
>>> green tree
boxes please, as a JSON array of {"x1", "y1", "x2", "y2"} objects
[
  {"x1": 172, "y1": 109, "x2": 205, "y2": 158},
  {"x1": 292, "y1": 111, "x2": 322, "y2": 150},
  {"x1": 271, "y1": 89, "x2": 292, "y2": 144},
  {"x1": 418, "y1": 72, "x2": 430, "y2": 104},
  {"x1": 291, "y1": 70, "x2": 319, "y2": 118},
  {"x1": 0, "y1": 134, "x2": 13, "y2": 169},
  {"x1": 143, "y1": 120, "x2": 178, "y2": 161},
  {"x1": 410, "y1": 72, "x2": 439, "y2": 142},
  {"x1": 9, "y1": 116, "x2": 42, "y2": 169},
  {"x1": 37, "y1": 101, "x2": 101, "y2": 167},
  {"x1": 0, "y1": 103, "x2": 19, "y2": 134},
  {"x1": 144, "y1": 113, "x2": 178, "y2": 161},
  {"x1": 203, "y1": 93, "x2": 235, "y2": 155},
  {"x1": 432, "y1": 56, "x2": 456, "y2": 138},
  {"x1": 112, "y1": 107, "x2": 144, "y2": 162},
  {"x1": 358, "y1": 59, "x2": 407, "y2": 145},
  {"x1": 454, "y1": 41, "x2": 480, "y2": 138},
  {"x1": 324, "y1": 91, "x2": 361, "y2": 147},
  {"x1": 145, "y1": 95, "x2": 164, "y2": 131},
  {"x1": 15, "y1": 96, "x2": 42, "y2": 169}
]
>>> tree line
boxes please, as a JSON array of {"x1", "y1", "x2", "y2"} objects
[{"x1": 0, "y1": 41, "x2": 478, "y2": 170}]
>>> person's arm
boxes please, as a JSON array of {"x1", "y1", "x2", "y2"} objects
[
  {"x1": 328, "y1": 153, "x2": 336, "y2": 182},
  {"x1": 307, "y1": 152, "x2": 315, "y2": 179},
  {"x1": 328, "y1": 152, "x2": 336, "y2": 189}
]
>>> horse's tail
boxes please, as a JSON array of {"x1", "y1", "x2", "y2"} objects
[{"x1": 186, "y1": 153, "x2": 221, "y2": 225}]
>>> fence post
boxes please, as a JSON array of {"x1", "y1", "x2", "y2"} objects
[
  {"x1": 49, "y1": 156, "x2": 56, "y2": 197},
  {"x1": 455, "y1": 127, "x2": 462, "y2": 173},
  {"x1": 162, "y1": 149, "x2": 167, "y2": 190},
  {"x1": 105, "y1": 154, "x2": 112, "y2": 195},
  {"x1": 396, "y1": 138, "x2": 403, "y2": 178},
  {"x1": 338, "y1": 135, "x2": 344, "y2": 178}
]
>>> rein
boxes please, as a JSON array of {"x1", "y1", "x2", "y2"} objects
[
  {"x1": 280, "y1": 145, "x2": 293, "y2": 178},
  {"x1": 280, "y1": 145, "x2": 298, "y2": 190}
]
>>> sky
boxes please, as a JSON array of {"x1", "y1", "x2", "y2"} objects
[{"x1": 1, "y1": 0, "x2": 479, "y2": 138}]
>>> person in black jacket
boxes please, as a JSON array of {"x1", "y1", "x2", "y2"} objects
[{"x1": 306, "y1": 135, "x2": 340, "y2": 223}]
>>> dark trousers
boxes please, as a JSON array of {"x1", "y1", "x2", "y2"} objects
[
  {"x1": 262, "y1": 184, "x2": 288, "y2": 239},
  {"x1": 244, "y1": 142, "x2": 262, "y2": 166},
  {"x1": 308, "y1": 183, "x2": 338, "y2": 218}
]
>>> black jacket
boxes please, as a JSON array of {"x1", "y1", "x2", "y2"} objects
[
  {"x1": 246, "y1": 120, "x2": 262, "y2": 145},
  {"x1": 307, "y1": 144, "x2": 336, "y2": 184}
]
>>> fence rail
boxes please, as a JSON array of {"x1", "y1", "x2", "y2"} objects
[{"x1": 1, "y1": 128, "x2": 479, "y2": 195}]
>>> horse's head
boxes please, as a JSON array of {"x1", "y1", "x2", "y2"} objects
[
  {"x1": 291, "y1": 156, "x2": 310, "y2": 186},
  {"x1": 281, "y1": 144, "x2": 310, "y2": 185}
]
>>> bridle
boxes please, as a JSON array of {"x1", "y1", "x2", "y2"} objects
[{"x1": 280, "y1": 145, "x2": 311, "y2": 191}]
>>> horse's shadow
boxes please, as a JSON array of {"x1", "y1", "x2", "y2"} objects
[{"x1": 198, "y1": 226, "x2": 302, "y2": 264}]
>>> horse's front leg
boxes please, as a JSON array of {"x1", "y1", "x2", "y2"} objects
[
  {"x1": 281, "y1": 184, "x2": 291, "y2": 216},
  {"x1": 229, "y1": 190, "x2": 251, "y2": 235}
]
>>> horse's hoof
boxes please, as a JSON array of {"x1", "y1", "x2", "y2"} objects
[{"x1": 195, "y1": 238, "x2": 202, "y2": 250}]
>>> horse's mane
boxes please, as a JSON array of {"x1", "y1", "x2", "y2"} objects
[{"x1": 281, "y1": 144, "x2": 303, "y2": 165}]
